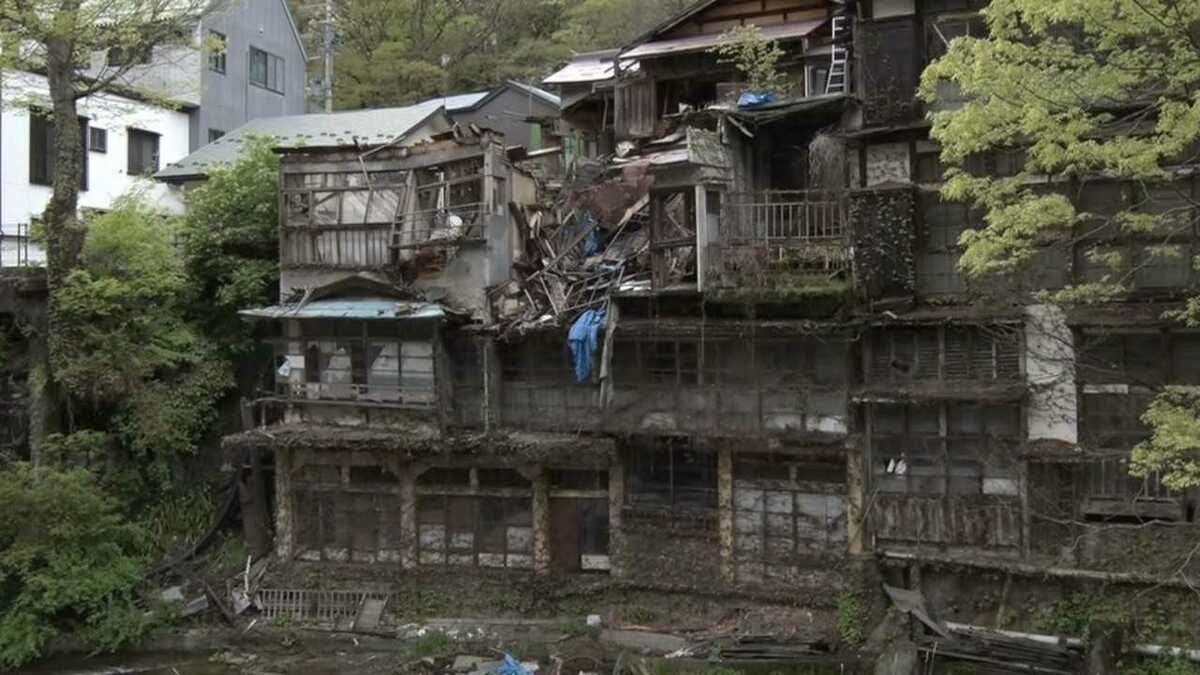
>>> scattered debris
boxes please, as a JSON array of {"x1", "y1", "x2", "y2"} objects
[
  {"x1": 882, "y1": 583, "x2": 1083, "y2": 674},
  {"x1": 490, "y1": 164, "x2": 653, "y2": 338}
]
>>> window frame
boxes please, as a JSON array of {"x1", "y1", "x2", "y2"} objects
[
  {"x1": 207, "y1": 30, "x2": 227, "y2": 74},
  {"x1": 249, "y1": 46, "x2": 285, "y2": 94},
  {"x1": 207, "y1": 128, "x2": 225, "y2": 143},
  {"x1": 88, "y1": 127, "x2": 107, "y2": 154},
  {"x1": 126, "y1": 127, "x2": 161, "y2": 177}
]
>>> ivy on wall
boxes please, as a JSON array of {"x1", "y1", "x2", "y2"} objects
[{"x1": 850, "y1": 187, "x2": 917, "y2": 299}]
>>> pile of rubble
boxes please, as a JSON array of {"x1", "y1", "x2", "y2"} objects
[{"x1": 490, "y1": 160, "x2": 655, "y2": 337}]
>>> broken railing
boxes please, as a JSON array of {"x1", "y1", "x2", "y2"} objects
[
  {"x1": 391, "y1": 203, "x2": 487, "y2": 250},
  {"x1": 280, "y1": 204, "x2": 488, "y2": 269},
  {"x1": 1081, "y1": 455, "x2": 1181, "y2": 519},
  {"x1": 708, "y1": 191, "x2": 850, "y2": 289}
]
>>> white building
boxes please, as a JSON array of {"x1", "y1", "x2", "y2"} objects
[{"x1": 0, "y1": 69, "x2": 191, "y2": 266}]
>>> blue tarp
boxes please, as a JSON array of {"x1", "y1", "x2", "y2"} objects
[
  {"x1": 737, "y1": 91, "x2": 778, "y2": 108},
  {"x1": 568, "y1": 308, "x2": 607, "y2": 384},
  {"x1": 581, "y1": 211, "x2": 602, "y2": 257},
  {"x1": 495, "y1": 654, "x2": 532, "y2": 675}
]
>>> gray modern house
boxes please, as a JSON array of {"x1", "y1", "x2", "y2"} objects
[{"x1": 95, "y1": 0, "x2": 308, "y2": 151}]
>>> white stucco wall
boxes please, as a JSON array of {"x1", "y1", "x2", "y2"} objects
[
  {"x1": 1025, "y1": 304, "x2": 1079, "y2": 444},
  {"x1": 1, "y1": 69, "x2": 190, "y2": 265}
]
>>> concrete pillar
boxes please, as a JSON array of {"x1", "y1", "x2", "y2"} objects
[
  {"x1": 530, "y1": 465, "x2": 551, "y2": 575},
  {"x1": 608, "y1": 448, "x2": 626, "y2": 579},
  {"x1": 718, "y1": 445, "x2": 735, "y2": 586},
  {"x1": 846, "y1": 440, "x2": 866, "y2": 555},
  {"x1": 400, "y1": 464, "x2": 422, "y2": 570},
  {"x1": 274, "y1": 448, "x2": 294, "y2": 560}
]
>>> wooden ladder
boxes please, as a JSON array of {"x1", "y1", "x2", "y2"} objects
[{"x1": 826, "y1": 15, "x2": 850, "y2": 94}]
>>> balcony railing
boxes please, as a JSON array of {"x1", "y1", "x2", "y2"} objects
[
  {"x1": 393, "y1": 203, "x2": 487, "y2": 250},
  {"x1": 708, "y1": 191, "x2": 849, "y2": 290},
  {"x1": 280, "y1": 204, "x2": 488, "y2": 269},
  {"x1": 1, "y1": 222, "x2": 34, "y2": 268},
  {"x1": 721, "y1": 191, "x2": 846, "y2": 244}
]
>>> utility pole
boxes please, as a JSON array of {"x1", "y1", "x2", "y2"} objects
[{"x1": 322, "y1": 0, "x2": 334, "y2": 113}]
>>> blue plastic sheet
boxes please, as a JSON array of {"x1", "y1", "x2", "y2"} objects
[
  {"x1": 737, "y1": 91, "x2": 778, "y2": 108},
  {"x1": 495, "y1": 654, "x2": 532, "y2": 675},
  {"x1": 568, "y1": 308, "x2": 607, "y2": 384},
  {"x1": 583, "y1": 227, "x2": 603, "y2": 257}
]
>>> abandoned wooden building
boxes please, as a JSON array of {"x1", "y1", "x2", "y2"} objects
[{"x1": 223, "y1": 0, "x2": 1200, "y2": 590}]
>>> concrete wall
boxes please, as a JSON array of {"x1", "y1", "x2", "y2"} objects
[{"x1": 1, "y1": 70, "x2": 190, "y2": 266}]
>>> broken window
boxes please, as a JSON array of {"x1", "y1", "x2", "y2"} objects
[
  {"x1": 925, "y1": 14, "x2": 986, "y2": 62},
  {"x1": 1077, "y1": 331, "x2": 1200, "y2": 386},
  {"x1": 867, "y1": 325, "x2": 1021, "y2": 383},
  {"x1": 417, "y1": 495, "x2": 534, "y2": 568},
  {"x1": 650, "y1": 189, "x2": 697, "y2": 289},
  {"x1": 291, "y1": 462, "x2": 403, "y2": 563},
  {"x1": 916, "y1": 193, "x2": 983, "y2": 295},
  {"x1": 733, "y1": 453, "x2": 847, "y2": 583},
  {"x1": 398, "y1": 157, "x2": 486, "y2": 248},
  {"x1": 272, "y1": 320, "x2": 435, "y2": 406},
  {"x1": 417, "y1": 488, "x2": 534, "y2": 569},
  {"x1": 280, "y1": 170, "x2": 411, "y2": 268},
  {"x1": 870, "y1": 402, "x2": 1021, "y2": 496},
  {"x1": 626, "y1": 438, "x2": 717, "y2": 513}
]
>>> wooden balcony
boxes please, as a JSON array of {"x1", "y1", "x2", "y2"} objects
[
  {"x1": 280, "y1": 203, "x2": 488, "y2": 269},
  {"x1": 707, "y1": 191, "x2": 850, "y2": 293}
]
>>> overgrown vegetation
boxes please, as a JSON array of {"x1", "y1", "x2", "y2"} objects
[
  {"x1": 326, "y1": 0, "x2": 693, "y2": 109},
  {"x1": 836, "y1": 591, "x2": 865, "y2": 648},
  {"x1": 711, "y1": 24, "x2": 788, "y2": 95},
  {"x1": 919, "y1": 0, "x2": 1200, "y2": 488},
  {"x1": 0, "y1": 144, "x2": 279, "y2": 666},
  {"x1": 0, "y1": 464, "x2": 149, "y2": 668}
]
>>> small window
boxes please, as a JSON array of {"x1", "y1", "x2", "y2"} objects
[
  {"x1": 126, "y1": 128, "x2": 160, "y2": 176},
  {"x1": 249, "y1": 46, "x2": 285, "y2": 93},
  {"x1": 208, "y1": 128, "x2": 225, "y2": 142},
  {"x1": 926, "y1": 15, "x2": 987, "y2": 62},
  {"x1": 207, "y1": 31, "x2": 227, "y2": 73},
  {"x1": 89, "y1": 127, "x2": 107, "y2": 153}
]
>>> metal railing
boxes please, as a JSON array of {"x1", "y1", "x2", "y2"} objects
[
  {"x1": 392, "y1": 203, "x2": 487, "y2": 250},
  {"x1": 1, "y1": 222, "x2": 33, "y2": 268},
  {"x1": 721, "y1": 191, "x2": 846, "y2": 244}
]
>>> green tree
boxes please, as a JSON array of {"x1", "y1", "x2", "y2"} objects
[
  {"x1": 919, "y1": 0, "x2": 1200, "y2": 487},
  {"x1": 49, "y1": 198, "x2": 233, "y2": 501},
  {"x1": 326, "y1": 0, "x2": 690, "y2": 109},
  {"x1": 179, "y1": 136, "x2": 280, "y2": 356},
  {"x1": 711, "y1": 24, "x2": 788, "y2": 94},
  {"x1": 920, "y1": 0, "x2": 1200, "y2": 283},
  {"x1": 0, "y1": 463, "x2": 149, "y2": 668},
  {"x1": 52, "y1": 199, "x2": 195, "y2": 405}
]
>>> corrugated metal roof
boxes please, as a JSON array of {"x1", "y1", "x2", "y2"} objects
[
  {"x1": 621, "y1": 19, "x2": 825, "y2": 59},
  {"x1": 239, "y1": 298, "x2": 448, "y2": 320},
  {"x1": 544, "y1": 52, "x2": 640, "y2": 85},
  {"x1": 505, "y1": 80, "x2": 562, "y2": 107},
  {"x1": 156, "y1": 99, "x2": 456, "y2": 180}
]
